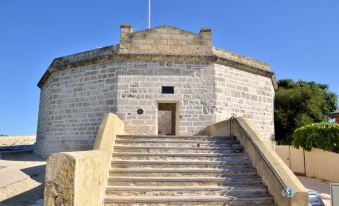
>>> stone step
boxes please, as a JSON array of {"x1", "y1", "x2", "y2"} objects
[
  {"x1": 115, "y1": 139, "x2": 239, "y2": 144},
  {"x1": 104, "y1": 195, "x2": 274, "y2": 205},
  {"x1": 113, "y1": 152, "x2": 246, "y2": 157},
  {"x1": 104, "y1": 201, "x2": 276, "y2": 206},
  {"x1": 111, "y1": 160, "x2": 252, "y2": 169},
  {"x1": 115, "y1": 144, "x2": 242, "y2": 148},
  {"x1": 107, "y1": 134, "x2": 275, "y2": 205},
  {"x1": 105, "y1": 185, "x2": 268, "y2": 196},
  {"x1": 117, "y1": 135, "x2": 235, "y2": 141},
  {"x1": 115, "y1": 142, "x2": 241, "y2": 148},
  {"x1": 112, "y1": 152, "x2": 248, "y2": 161},
  {"x1": 112, "y1": 156, "x2": 249, "y2": 161},
  {"x1": 107, "y1": 176, "x2": 263, "y2": 186},
  {"x1": 106, "y1": 185, "x2": 268, "y2": 197},
  {"x1": 114, "y1": 145, "x2": 243, "y2": 153},
  {"x1": 109, "y1": 167, "x2": 257, "y2": 177}
]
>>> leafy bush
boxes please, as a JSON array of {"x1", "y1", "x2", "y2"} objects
[{"x1": 292, "y1": 122, "x2": 339, "y2": 152}]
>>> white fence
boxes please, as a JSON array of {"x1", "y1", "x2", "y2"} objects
[{"x1": 274, "y1": 145, "x2": 339, "y2": 182}]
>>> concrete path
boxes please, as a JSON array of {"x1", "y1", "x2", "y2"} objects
[
  {"x1": 0, "y1": 152, "x2": 46, "y2": 206},
  {"x1": 298, "y1": 175, "x2": 333, "y2": 206}
]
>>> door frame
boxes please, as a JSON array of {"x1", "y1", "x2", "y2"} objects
[{"x1": 156, "y1": 99, "x2": 180, "y2": 136}]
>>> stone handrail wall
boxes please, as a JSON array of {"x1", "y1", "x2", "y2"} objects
[
  {"x1": 44, "y1": 113, "x2": 125, "y2": 206},
  {"x1": 207, "y1": 117, "x2": 309, "y2": 206}
]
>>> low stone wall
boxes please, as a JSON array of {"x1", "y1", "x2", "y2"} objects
[
  {"x1": 44, "y1": 113, "x2": 125, "y2": 206},
  {"x1": 0, "y1": 135, "x2": 36, "y2": 147},
  {"x1": 207, "y1": 117, "x2": 309, "y2": 206}
]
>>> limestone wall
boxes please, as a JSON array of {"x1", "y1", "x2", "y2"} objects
[
  {"x1": 214, "y1": 64, "x2": 275, "y2": 140},
  {"x1": 35, "y1": 61, "x2": 275, "y2": 157},
  {"x1": 34, "y1": 63, "x2": 118, "y2": 157},
  {"x1": 34, "y1": 60, "x2": 216, "y2": 157},
  {"x1": 116, "y1": 61, "x2": 215, "y2": 135}
]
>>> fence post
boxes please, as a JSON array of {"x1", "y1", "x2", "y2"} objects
[
  {"x1": 303, "y1": 149, "x2": 307, "y2": 176},
  {"x1": 288, "y1": 145, "x2": 292, "y2": 169}
]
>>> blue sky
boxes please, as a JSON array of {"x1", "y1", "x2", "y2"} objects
[{"x1": 0, "y1": 0, "x2": 338, "y2": 135}]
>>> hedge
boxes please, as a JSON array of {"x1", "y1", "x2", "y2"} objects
[{"x1": 292, "y1": 122, "x2": 339, "y2": 152}]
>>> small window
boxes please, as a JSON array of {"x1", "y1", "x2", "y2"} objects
[{"x1": 162, "y1": 86, "x2": 174, "y2": 94}]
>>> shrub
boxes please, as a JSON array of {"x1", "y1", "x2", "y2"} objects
[{"x1": 292, "y1": 122, "x2": 339, "y2": 152}]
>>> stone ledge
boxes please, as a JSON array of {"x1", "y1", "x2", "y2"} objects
[
  {"x1": 213, "y1": 47, "x2": 270, "y2": 72},
  {"x1": 37, "y1": 47, "x2": 276, "y2": 89}
]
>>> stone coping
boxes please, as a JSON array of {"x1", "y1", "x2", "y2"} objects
[
  {"x1": 132, "y1": 25, "x2": 199, "y2": 36},
  {"x1": 37, "y1": 44, "x2": 276, "y2": 89},
  {"x1": 212, "y1": 47, "x2": 270, "y2": 72}
]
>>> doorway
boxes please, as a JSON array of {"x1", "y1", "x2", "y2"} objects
[{"x1": 158, "y1": 103, "x2": 176, "y2": 135}]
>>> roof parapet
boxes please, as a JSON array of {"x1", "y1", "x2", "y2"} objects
[
  {"x1": 120, "y1": 24, "x2": 133, "y2": 36},
  {"x1": 37, "y1": 25, "x2": 276, "y2": 89},
  {"x1": 199, "y1": 28, "x2": 212, "y2": 40}
]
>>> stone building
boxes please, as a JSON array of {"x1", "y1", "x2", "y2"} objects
[{"x1": 34, "y1": 25, "x2": 276, "y2": 157}]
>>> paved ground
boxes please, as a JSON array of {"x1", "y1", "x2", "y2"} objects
[
  {"x1": 297, "y1": 175, "x2": 333, "y2": 206},
  {"x1": 28, "y1": 199, "x2": 43, "y2": 206},
  {"x1": 0, "y1": 152, "x2": 46, "y2": 206}
]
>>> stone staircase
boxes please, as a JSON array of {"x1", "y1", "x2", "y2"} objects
[{"x1": 104, "y1": 135, "x2": 276, "y2": 206}]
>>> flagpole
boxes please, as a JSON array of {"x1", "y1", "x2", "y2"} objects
[{"x1": 148, "y1": 0, "x2": 151, "y2": 29}]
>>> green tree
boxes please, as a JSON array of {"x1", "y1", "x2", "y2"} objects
[{"x1": 274, "y1": 79, "x2": 338, "y2": 144}]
